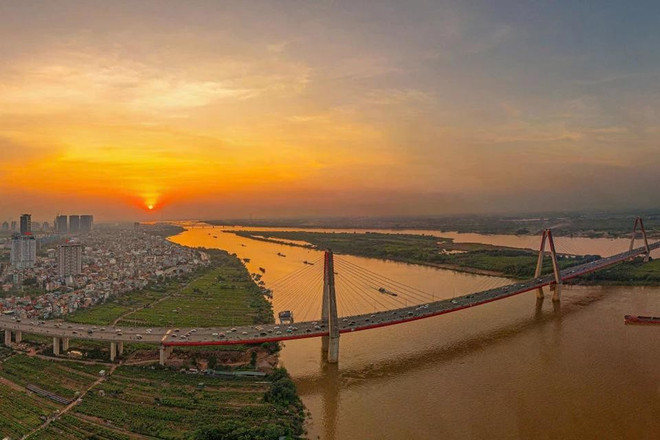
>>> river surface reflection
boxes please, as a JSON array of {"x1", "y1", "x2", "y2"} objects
[{"x1": 171, "y1": 224, "x2": 660, "y2": 440}]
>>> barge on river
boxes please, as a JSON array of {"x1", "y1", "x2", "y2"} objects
[{"x1": 624, "y1": 315, "x2": 660, "y2": 325}]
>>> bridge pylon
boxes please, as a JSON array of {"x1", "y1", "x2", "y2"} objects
[
  {"x1": 321, "y1": 250, "x2": 340, "y2": 363},
  {"x1": 534, "y1": 229, "x2": 562, "y2": 301},
  {"x1": 629, "y1": 217, "x2": 650, "y2": 262}
]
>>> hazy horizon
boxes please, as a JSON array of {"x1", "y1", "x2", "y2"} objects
[{"x1": 2, "y1": 1, "x2": 659, "y2": 222}]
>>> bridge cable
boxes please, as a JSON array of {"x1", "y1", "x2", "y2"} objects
[
  {"x1": 336, "y1": 269, "x2": 405, "y2": 313},
  {"x1": 269, "y1": 263, "x2": 323, "y2": 305},
  {"x1": 334, "y1": 259, "x2": 434, "y2": 303},
  {"x1": 267, "y1": 256, "x2": 324, "y2": 291},
  {"x1": 334, "y1": 256, "x2": 436, "y2": 297},
  {"x1": 281, "y1": 272, "x2": 322, "y2": 322},
  {"x1": 334, "y1": 257, "x2": 437, "y2": 300},
  {"x1": 335, "y1": 260, "x2": 428, "y2": 309},
  {"x1": 296, "y1": 273, "x2": 324, "y2": 322},
  {"x1": 273, "y1": 266, "x2": 321, "y2": 314}
]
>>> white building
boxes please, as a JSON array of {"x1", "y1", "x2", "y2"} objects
[
  {"x1": 58, "y1": 243, "x2": 83, "y2": 277},
  {"x1": 10, "y1": 234, "x2": 36, "y2": 268}
]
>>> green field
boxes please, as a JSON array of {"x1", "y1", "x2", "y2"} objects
[
  {"x1": 49, "y1": 366, "x2": 304, "y2": 440},
  {"x1": 29, "y1": 414, "x2": 135, "y2": 440},
  {"x1": 0, "y1": 380, "x2": 60, "y2": 438},
  {"x1": 128, "y1": 251, "x2": 272, "y2": 327},
  {"x1": 0, "y1": 355, "x2": 101, "y2": 399},
  {"x1": 0, "y1": 249, "x2": 304, "y2": 439},
  {"x1": 3, "y1": 362, "x2": 305, "y2": 440},
  {"x1": 578, "y1": 258, "x2": 660, "y2": 284},
  {"x1": 66, "y1": 283, "x2": 176, "y2": 326},
  {"x1": 65, "y1": 250, "x2": 273, "y2": 328},
  {"x1": 0, "y1": 343, "x2": 12, "y2": 361}
]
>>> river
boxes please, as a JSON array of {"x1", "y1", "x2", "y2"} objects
[{"x1": 170, "y1": 224, "x2": 660, "y2": 440}]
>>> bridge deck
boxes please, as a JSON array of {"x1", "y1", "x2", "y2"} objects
[{"x1": 1, "y1": 242, "x2": 657, "y2": 347}]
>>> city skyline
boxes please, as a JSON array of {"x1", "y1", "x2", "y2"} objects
[{"x1": 1, "y1": 1, "x2": 660, "y2": 221}]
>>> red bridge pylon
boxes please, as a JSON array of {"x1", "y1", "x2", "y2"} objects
[
  {"x1": 534, "y1": 229, "x2": 562, "y2": 302},
  {"x1": 629, "y1": 217, "x2": 650, "y2": 262}
]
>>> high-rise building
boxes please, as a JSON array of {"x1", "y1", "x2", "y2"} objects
[
  {"x1": 58, "y1": 243, "x2": 82, "y2": 277},
  {"x1": 55, "y1": 215, "x2": 68, "y2": 234},
  {"x1": 20, "y1": 214, "x2": 31, "y2": 235},
  {"x1": 69, "y1": 215, "x2": 80, "y2": 234},
  {"x1": 80, "y1": 215, "x2": 94, "y2": 233},
  {"x1": 10, "y1": 233, "x2": 36, "y2": 269},
  {"x1": 42, "y1": 221, "x2": 50, "y2": 231},
  {"x1": 1, "y1": 221, "x2": 8, "y2": 231},
  {"x1": 10, "y1": 221, "x2": 17, "y2": 232}
]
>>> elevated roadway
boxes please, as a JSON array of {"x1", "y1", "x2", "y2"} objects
[{"x1": 2, "y1": 241, "x2": 658, "y2": 363}]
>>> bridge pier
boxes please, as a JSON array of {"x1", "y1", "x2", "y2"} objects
[
  {"x1": 53, "y1": 337, "x2": 61, "y2": 356},
  {"x1": 535, "y1": 229, "x2": 562, "y2": 302},
  {"x1": 14, "y1": 330, "x2": 22, "y2": 344},
  {"x1": 117, "y1": 341, "x2": 124, "y2": 356},
  {"x1": 159, "y1": 345, "x2": 169, "y2": 365},
  {"x1": 322, "y1": 250, "x2": 340, "y2": 363},
  {"x1": 4, "y1": 329, "x2": 11, "y2": 346},
  {"x1": 62, "y1": 338, "x2": 70, "y2": 352},
  {"x1": 110, "y1": 342, "x2": 117, "y2": 362}
]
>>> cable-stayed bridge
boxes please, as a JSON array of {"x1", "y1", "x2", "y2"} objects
[{"x1": 1, "y1": 217, "x2": 657, "y2": 364}]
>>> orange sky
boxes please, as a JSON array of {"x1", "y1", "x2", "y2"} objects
[{"x1": 1, "y1": 2, "x2": 659, "y2": 222}]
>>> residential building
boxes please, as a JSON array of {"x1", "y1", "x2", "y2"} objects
[
  {"x1": 10, "y1": 234, "x2": 36, "y2": 268},
  {"x1": 55, "y1": 215, "x2": 68, "y2": 234},
  {"x1": 58, "y1": 243, "x2": 83, "y2": 277},
  {"x1": 20, "y1": 214, "x2": 31, "y2": 235},
  {"x1": 69, "y1": 215, "x2": 80, "y2": 234},
  {"x1": 80, "y1": 215, "x2": 94, "y2": 232}
]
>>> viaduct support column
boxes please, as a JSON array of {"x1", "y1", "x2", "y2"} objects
[
  {"x1": 159, "y1": 345, "x2": 168, "y2": 366},
  {"x1": 321, "y1": 250, "x2": 340, "y2": 363},
  {"x1": 117, "y1": 341, "x2": 124, "y2": 356},
  {"x1": 53, "y1": 337, "x2": 61, "y2": 356},
  {"x1": 110, "y1": 342, "x2": 117, "y2": 362},
  {"x1": 62, "y1": 338, "x2": 70, "y2": 352},
  {"x1": 14, "y1": 330, "x2": 22, "y2": 344},
  {"x1": 4, "y1": 329, "x2": 11, "y2": 346}
]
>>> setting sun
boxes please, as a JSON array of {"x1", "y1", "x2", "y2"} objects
[{"x1": 148, "y1": 204, "x2": 154, "y2": 210}]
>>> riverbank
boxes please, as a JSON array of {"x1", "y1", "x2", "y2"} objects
[
  {"x1": 207, "y1": 212, "x2": 660, "y2": 239},
  {"x1": 229, "y1": 230, "x2": 598, "y2": 279},
  {"x1": 228, "y1": 229, "x2": 660, "y2": 286}
]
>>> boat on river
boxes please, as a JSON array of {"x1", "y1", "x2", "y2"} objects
[{"x1": 624, "y1": 315, "x2": 660, "y2": 324}]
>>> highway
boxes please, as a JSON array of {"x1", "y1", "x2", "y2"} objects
[{"x1": 1, "y1": 242, "x2": 658, "y2": 349}]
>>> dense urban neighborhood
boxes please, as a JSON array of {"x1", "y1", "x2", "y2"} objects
[{"x1": 0, "y1": 221, "x2": 209, "y2": 320}]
